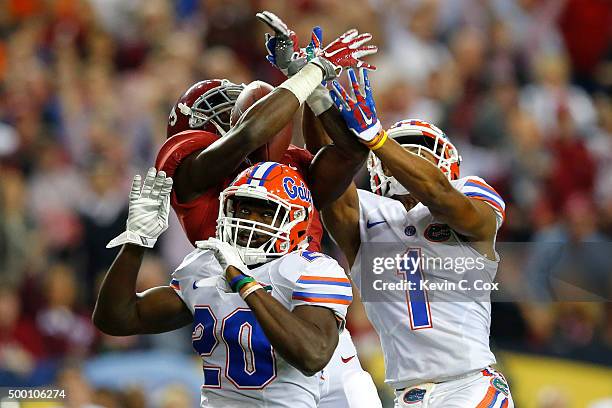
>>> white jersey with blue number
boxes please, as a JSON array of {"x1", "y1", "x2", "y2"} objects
[
  {"x1": 170, "y1": 249, "x2": 352, "y2": 408},
  {"x1": 350, "y1": 176, "x2": 505, "y2": 389}
]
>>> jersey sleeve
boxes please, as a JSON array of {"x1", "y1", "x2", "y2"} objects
[
  {"x1": 155, "y1": 130, "x2": 228, "y2": 245},
  {"x1": 458, "y1": 176, "x2": 506, "y2": 229},
  {"x1": 169, "y1": 277, "x2": 186, "y2": 303},
  {"x1": 276, "y1": 251, "x2": 353, "y2": 331},
  {"x1": 168, "y1": 248, "x2": 222, "y2": 311},
  {"x1": 170, "y1": 184, "x2": 224, "y2": 246},
  {"x1": 155, "y1": 130, "x2": 218, "y2": 177},
  {"x1": 305, "y1": 208, "x2": 323, "y2": 252}
]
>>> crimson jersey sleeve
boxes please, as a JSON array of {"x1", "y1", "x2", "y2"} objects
[
  {"x1": 279, "y1": 145, "x2": 323, "y2": 252},
  {"x1": 280, "y1": 144, "x2": 314, "y2": 175},
  {"x1": 168, "y1": 186, "x2": 226, "y2": 245},
  {"x1": 155, "y1": 130, "x2": 227, "y2": 245},
  {"x1": 155, "y1": 130, "x2": 219, "y2": 178}
]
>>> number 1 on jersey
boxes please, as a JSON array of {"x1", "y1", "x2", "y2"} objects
[{"x1": 397, "y1": 248, "x2": 433, "y2": 330}]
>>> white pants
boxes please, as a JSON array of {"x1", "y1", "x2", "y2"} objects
[
  {"x1": 394, "y1": 367, "x2": 514, "y2": 408},
  {"x1": 319, "y1": 330, "x2": 382, "y2": 408}
]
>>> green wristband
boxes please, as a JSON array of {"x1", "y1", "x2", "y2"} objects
[{"x1": 234, "y1": 276, "x2": 256, "y2": 293}]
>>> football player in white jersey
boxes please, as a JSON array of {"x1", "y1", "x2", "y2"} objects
[
  {"x1": 256, "y1": 15, "x2": 384, "y2": 407},
  {"x1": 310, "y1": 68, "x2": 515, "y2": 407},
  {"x1": 93, "y1": 163, "x2": 357, "y2": 407}
]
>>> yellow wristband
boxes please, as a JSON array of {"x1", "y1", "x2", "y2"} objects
[
  {"x1": 365, "y1": 130, "x2": 388, "y2": 151},
  {"x1": 363, "y1": 130, "x2": 381, "y2": 147},
  {"x1": 363, "y1": 130, "x2": 385, "y2": 148}
]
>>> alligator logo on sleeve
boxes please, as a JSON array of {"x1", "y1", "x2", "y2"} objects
[
  {"x1": 424, "y1": 223, "x2": 452, "y2": 242},
  {"x1": 403, "y1": 388, "x2": 426, "y2": 404},
  {"x1": 492, "y1": 377, "x2": 509, "y2": 396}
]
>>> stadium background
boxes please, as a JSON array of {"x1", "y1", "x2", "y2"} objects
[{"x1": 0, "y1": 0, "x2": 610, "y2": 407}]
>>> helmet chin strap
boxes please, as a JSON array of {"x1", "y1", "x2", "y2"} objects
[
  {"x1": 235, "y1": 235, "x2": 309, "y2": 266},
  {"x1": 177, "y1": 102, "x2": 192, "y2": 116},
  {"x1": 210, "y1": 119, "x2": 227, "y2": 136}
]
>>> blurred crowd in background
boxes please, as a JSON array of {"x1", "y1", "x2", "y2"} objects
[{"x1": 0, "y1": 0, "x2": 610, "y2": 407}]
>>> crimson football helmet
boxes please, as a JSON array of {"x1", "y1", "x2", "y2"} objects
[
  {"x1": 368, "y1": 119, "x2": 461, "y2": 197},
  {"x1": 217, "y1": 162, "x2": 312, "y2": 265},
  {"x1": 167, "y1": 79, "x2": 245, "y2": 138}
]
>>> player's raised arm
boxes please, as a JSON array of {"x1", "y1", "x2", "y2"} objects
[
  {"x1": 302, "y1": 94, "x2": 363, "y2": 265},
  {"x1": 331, "y1": 72, "x2": 499, "y2": 246},
  {"x1": 302, "y1": 28, "x2": 374, "y2": 210},
  {"x1": 302, "y1": 103, "x2": 368, "y2": 214},
  {"x1": 314, "y1": 68, "x2": 390, "y2": 267},
  {"x1": 260, "y1": 17, "x2": 375, "y2": 211},
  {"x1": 302, "y1": 93, "x2": 363, "y2": 265},
  {"x1": 178, "y1": 18, "x2": 374, "y2": 199},
  {"x1": 92, "y1": 169, "x2": 192, "y2": 335},
  {"x1": 303, "y1": 99, "x2": 364, "y2": 264},
  {"x1": 175, "y1": 68, "x2": 316, "y2": 196},
  {"x1": 370, "y1": 135, "x2": 498, "y2": 242}
]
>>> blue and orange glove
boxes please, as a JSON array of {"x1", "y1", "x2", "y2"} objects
[
  {"x1": 330, "y1": 68, "x2": 387, "y2": 150},
  {"x1": 306, "y1": 26, "x2": 323, "y2": 60}
]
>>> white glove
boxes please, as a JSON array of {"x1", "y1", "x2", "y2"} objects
[
  {"x1": 257, "y1": 10, "x2": 301, "y2": 77},
  {"x1": 196, "y1": 238, "x2": 250, "y2": 276},
  {"x1": 107, "y1": 168, "x2": 173, "y2": 249}
]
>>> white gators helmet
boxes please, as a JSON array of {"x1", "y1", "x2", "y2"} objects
[{"x1": 368, "y1": 119, "x2": 461, "y2": 197}]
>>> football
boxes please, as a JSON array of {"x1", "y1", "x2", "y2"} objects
[{"x1": 230, "y1": 80, "x2": 293, "y2": 163}]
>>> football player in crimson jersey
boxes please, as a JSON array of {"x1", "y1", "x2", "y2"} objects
[
  {"x1": 156, "y1": 79, "x2": 328, "y2": 250},
  {"x1": 155, "y1": 20, "x2": 377, "y2": 251}
]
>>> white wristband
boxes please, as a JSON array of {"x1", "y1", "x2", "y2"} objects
[
  {"x1": 306, "y1": 84, "x2": 334, "y2": 116},
  {"x1": 240, "y1": 283, "x2": 263, "y2": 300},
  {"x1": 278, "y1": 63, "x2": 324, "y2": 104}
]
